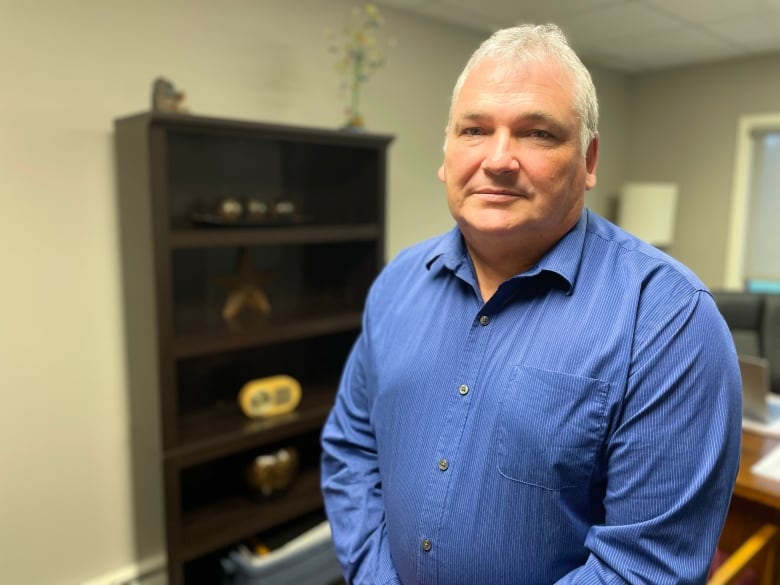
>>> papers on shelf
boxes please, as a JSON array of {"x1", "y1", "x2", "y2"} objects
[
  {"x1": 747, "y1": 395, "x2": 780, "y2": 482},
  {"x1": 751, "y1": 443, "x2": 780, "y2": 482},
  {"x1": 742, "y1": 394, "x2": 780, "y2": 439}
]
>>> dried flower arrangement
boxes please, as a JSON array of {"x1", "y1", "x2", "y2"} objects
[{"x1": 328, "y1": 3, "x2": 393, "y2": 129}]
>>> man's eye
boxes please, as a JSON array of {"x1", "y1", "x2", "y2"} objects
[
  {"x1": 529, "y1": 130, "x2": 553, "y2": 139},
  {"x1": 461, "y1": 127, "x2": 485, "y2": 136}
]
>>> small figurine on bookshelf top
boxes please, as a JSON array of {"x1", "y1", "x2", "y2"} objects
[{"x1": 151, "y1": 76, "x2": 189, "y2": 113}]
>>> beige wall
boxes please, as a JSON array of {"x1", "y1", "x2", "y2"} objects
[
  {"x1": 624, "y1": 53, "x2": 780, "y2": 287},
  {"x1": 4, "y1": 1, "x2": 772, "y2": 584},
  {"x1": 0, "y1": 1, "x2": 490, "y2": 583},
  {"x1": 587, "y1": 68, "x2": 633, "y2": 218},
  {"x1": 0, "y1": 2, "x2": 482, "y2": 584}
]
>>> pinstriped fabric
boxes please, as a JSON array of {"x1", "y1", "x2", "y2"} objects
[{"x1": 321, "y1": 209, "x2": 742, "y2": 585}]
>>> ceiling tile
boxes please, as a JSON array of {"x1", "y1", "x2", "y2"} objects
[
  {"x1": 704, "y1": 9, "x2": 780, "y2": 53},
  {"x1": 375, "y1": 0, "x2": 780, "y2": 71},
  {"x1": 446, "y1": 0, "x2": 627, "y2": 25},
  {"x1": 641, "y1": 0, "x2": 780, "y2": 24},
  {"x1": 378, "y1": 0, "x2": 503, "y2": 31},
  {"x1": 556, "y1": 2, "x2": 686, "y2": 45},
  {"x1": 587, "y1": 24, "x2": 750, "y2": 70}
]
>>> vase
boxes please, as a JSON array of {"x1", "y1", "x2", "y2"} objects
[
  {"x1": 343, "y1": 112, "x2": 365, "y2": 132},
  {"x1": 342, "y1": 56, "x2": 367, "y2": 131}
]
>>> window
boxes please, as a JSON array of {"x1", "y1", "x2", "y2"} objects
[{"x1": 725, "y1": 114, "x2": 780, "y2": 290}]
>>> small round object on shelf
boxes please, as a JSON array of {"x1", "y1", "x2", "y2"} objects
[
  {"x1": 246, "y1": 198, "x2": 269, "y2": 221},
  {"x1": 216, "y1": 197, "x2": 243, "y2": 222},
  {"x1": 245, "y1": 447, "x2": 299, "y2": 497},
  {"x1": 238, "y1": 374, "x2": 302, "y2": 418},
  {"x1": 274, "y1": 200, "x2": 296, "y2": 219}
]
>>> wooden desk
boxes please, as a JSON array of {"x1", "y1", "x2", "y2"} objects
[
  {"x1": 720, "y1": 429, "x2": 780, "y2": 583},
  {"x1": 734, "y1": 430, "x2": 780, "y2": 509}
]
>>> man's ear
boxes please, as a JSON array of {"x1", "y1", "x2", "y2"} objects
[
  {"x1": 584, "y1": 133, "x2": 599, "y2": 191},
  {"x1": 437, "y1": 125, "x2": 449, "y2": 183}
]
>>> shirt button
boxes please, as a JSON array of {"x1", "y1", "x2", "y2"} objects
[
  {"x1": 479, "y1": 315, "x2": 490, "y2": 326},
  {"x1": 458, "y1": 384, "x2": 469, "y2": 396},
  {"x1": 438, "y1": 459, "x2": 449, "y2": 471},
  {"x1": 422, "y1": 538, "x2": 432, "y2": 552}
]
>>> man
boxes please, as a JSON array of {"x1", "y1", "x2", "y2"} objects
[{"x1": 321, "y1": 23, "x2": 741, "y2": 584}]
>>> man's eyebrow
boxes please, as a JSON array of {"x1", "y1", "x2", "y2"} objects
[
  {"x1": 456, "y1": 110, "x2": 562, "y2": 124},
  {"x1": 456, "y1": 111, "x2": 490, "y2": 122},
  {"x1": 518, "y1": 111, "x2": 571, "y2": 134},
  {"x1": 452, "y1": 110, "x2": 569, "y2": 135},
  {"x1": 523, "y1": 111, "x2": 556, "y2": 123}
]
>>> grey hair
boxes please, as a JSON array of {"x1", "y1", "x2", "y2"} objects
[{"x1": 447, "y1": 24, "x2": 599, "y2": 154}]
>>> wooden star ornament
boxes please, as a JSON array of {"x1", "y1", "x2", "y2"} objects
[{"x1": 217, "y1": 247, "x2": 273, "y2": 321}]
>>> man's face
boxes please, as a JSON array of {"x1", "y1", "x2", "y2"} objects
[{"x1": 438, "y1": 57, "x2": 598, "y2": 248}]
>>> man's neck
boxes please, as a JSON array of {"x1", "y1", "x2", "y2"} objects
[{"x1": 465, "y1": 237, "x2": 540, "y2": 302}]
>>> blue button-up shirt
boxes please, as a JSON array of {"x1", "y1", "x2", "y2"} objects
[{"x1": 321, "y1": 210, "x2": 741, "y2": 585}]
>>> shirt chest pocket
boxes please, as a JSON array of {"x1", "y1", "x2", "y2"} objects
[{"x1": 496, "y1": 365, "x2": 609, "y2": 491}]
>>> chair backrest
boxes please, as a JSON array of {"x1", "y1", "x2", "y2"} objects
[
  {"x1": 708, "y1": 523, "x2": 778, "y2": 585},
  {"x1": 764, "y1": 295, "x2": 780, "y2": 395},
  {"x1": 712, "y1": 291, "x2": 780, "y2": 394},
  {"x1": 712, "y1": 291, "x2": 764, "y2": 357}
]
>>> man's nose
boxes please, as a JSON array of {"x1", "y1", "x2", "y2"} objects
[{"x1": 481, "y1": 133, "x2": 520, "y2": 174}]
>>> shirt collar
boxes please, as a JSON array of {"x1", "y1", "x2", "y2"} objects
[{"x1": 425, "y1": 210, "x2": 589, "y2": 294}]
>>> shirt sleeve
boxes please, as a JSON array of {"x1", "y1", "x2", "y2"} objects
[
  {"x1": 554, "y1": 290, "x2": 743, "y2": 584},
  {"x1": 321, "y1": 330, "x2": 402, "y2": 585}
]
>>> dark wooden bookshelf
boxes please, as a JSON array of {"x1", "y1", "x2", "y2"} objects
[
  {"x1": 169, "y1": 389, "x2": 336, "y2": 465},
  {"x1": 180, "y1": 468, "x2": 323, "y2": 561},
  {"x1": 115, "y1": 111, "x2": 392, "y2": 585},
  {"x1": 168, "y1": 224, "x2": 380, "y2": 248},
  {"x1": 170, "y1": 311, "x2": 364, "y2": 358}
]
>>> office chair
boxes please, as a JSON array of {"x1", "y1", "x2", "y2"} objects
[{"x1": 708, "y1": 523, "x2": 778, "y2": 585}]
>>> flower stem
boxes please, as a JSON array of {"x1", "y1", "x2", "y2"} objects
[{"x1": 350, "y1": 52, "x2": 363, "y2": 125}]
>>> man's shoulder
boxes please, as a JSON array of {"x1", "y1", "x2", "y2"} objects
[{"x1": 583, "y1": 210, "x2": 707, "y2": 293}]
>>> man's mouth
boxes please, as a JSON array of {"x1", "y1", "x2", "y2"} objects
[{"x1": 473, "y1": 188, "x2": 527, "y2": 201}]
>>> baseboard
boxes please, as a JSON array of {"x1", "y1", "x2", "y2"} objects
[{"x1": 79, "y1": 554, "x2": 167, "y2": 585}]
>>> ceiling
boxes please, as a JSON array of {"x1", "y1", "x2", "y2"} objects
[{"x1": 376, "y1": 0, "x2": 780, "y2": 72}]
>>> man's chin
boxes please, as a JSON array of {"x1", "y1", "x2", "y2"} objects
[{"x1": 457, "y1": 216, "x2": 533, "y2": 240}]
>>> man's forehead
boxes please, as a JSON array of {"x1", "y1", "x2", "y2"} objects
[
  {"x1": 453, "y1": 60, "x2": 577, "y2": 118},
  {"x1": 469, "y1": 56, "x2": 573, "y2": 87}
]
